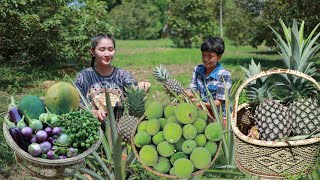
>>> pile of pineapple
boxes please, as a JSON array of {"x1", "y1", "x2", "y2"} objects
[{"x1": 239, "y1": 20, "x2": 320, "y2": 141}]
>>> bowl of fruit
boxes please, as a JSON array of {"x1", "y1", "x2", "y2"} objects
[{"x1": 131, "y1": 102, "x2": 222, "y2": 179}]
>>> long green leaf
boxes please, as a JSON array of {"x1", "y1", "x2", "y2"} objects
[
  {"x1": 298, "y1": 20, "x2": 305, "y2": 46},
  {"x1": 301, "y1": 32, "x2": 320, "y2": 65},
  {"x1": 224, "y1": 82, "x2": 234, "y2": 165},
  {"x1": 305, "y1": 22, "x2": 320, "y2": 46},
  {"x1": 279, "y1": 19, "x2": 291, "y2": 44},
  {"x1": 104, "y1": 90, "x2": 118, "y2": 148},
  {"x1": 92, "y1": 151, "x2": 113, "y2": 180},
  {"x1": 113, "y1": 135, "x2": 123, "y2": 180},
  {"x1": 78, "y1": 167, "x2": 106, "y2": 180},
  {"x1": 73, "y1": 172, "x2": 89, "y2": 180},
  {"x1": 102, "y1": 134, "x2": 112, "y2": 160}
]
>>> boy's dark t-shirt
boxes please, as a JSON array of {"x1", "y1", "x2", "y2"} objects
[{"x1": 75, "y1": 67, "x2": 135, "y2": 110}]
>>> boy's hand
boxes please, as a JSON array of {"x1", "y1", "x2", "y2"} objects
[
  {"x1": 138, "y1": 81, "x2": 151, "y2": 93},
  {"x1": 92, "y1": 109, "x2": 107, "y2": 122}
]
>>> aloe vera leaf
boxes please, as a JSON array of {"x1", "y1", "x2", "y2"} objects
[
  {"x1": 102, "y1": 134, "x2": 112, "y2": 160},
  {"x1": 78, "y1": 167, "x2": 106, "y2": 180},
  {"x1": 104, "y1": 90, "x2": 118, "y2": 148},
  {"x1": 113, "y1": 135, "x2": 123, "y2": 180},
  {"x1": 92, "y1": 151, "x2": 113, "y2": 180}
]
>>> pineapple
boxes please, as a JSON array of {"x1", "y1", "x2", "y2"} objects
[
  {"x1": 270, "y1": 19, "x2": 320, "y2": 135},
  {"x1": 255, "y1": 100, "x2": 291, "y2": 141},
  {"x1": 153, "y1": 65, "x2": 185, "y2": 96},
  {"x1": 289, "y1": 98, "x2": 319, "y2": 135},
  {"x1": 117, "y1": 85, "x2": 147, "y2": 143},
  {"x1": 241, "y1": 59, "x2": 292, "y2": 140},
  {"x1": 117, "y1": 114, "x2": 139, "y2": 142}
]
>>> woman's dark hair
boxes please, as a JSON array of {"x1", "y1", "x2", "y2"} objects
[
  {"x1": 201, "y1": 37, "x2": 225, "y2": 56},
  {"x1": 90, "y1": 33, "x2": 116, "y2": 68}
]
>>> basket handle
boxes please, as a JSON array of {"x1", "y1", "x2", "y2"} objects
[{"x1": 232, "y1": 68, "x2": 320, "y2": 120}]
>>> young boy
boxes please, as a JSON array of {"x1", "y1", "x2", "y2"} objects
[{"x1": 185, "y1": 37, "x2": 232, "y2": 115}]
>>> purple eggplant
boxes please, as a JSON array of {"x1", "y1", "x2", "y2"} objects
[
  {"x1": 47, "y1": 151, "x2": 55, "y2": 160},
  {"x1": 8, "y1": 96, "x2": 22, "y2": 124},
  {"x1": 21, "y1": 127, "x2": 33, "y2": 139},
  {"x1": 35, "y1": 130, "x2": 48, "y2": 142},
  {"x1": 5, "y1": 117, "x2": 30, "y2": 152},
  {"x1": 28, "y1": 143, "x2": 42, "y2": 157},
  {"x1": 40, "y1": 141, "x2": 52, "y2": 153}
]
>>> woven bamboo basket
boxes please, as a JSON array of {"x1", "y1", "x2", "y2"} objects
[
  {"x1": 3, "y1": 122, "x2": 102, "y2": 179},
  {"x1": 231, "y1": 69, "x2": 320, "y2": 178},
  {"x1": 131, "y1": 105, "x2": 222, "y2": 179}
]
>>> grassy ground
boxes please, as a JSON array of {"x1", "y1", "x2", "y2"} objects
[{"x1": 0, "y1": 38, "x2": 283, "y2": 114}]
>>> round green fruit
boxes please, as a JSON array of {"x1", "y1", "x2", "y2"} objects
[
  {"x1": 145, "y1": 102, "x2": 163, "y2": 119},
  {"x1": 197, "y1": 109, "x2": 208, "y2": 121},
  {"x1": 190, "y1": 147, "x2": 211, "y2": 169},
  {"x1": 139, "y1": 145, "x2": 158, "y2": 166},
  {"x1": 182, "y1": 124, "x2": 197, "y2": 140},
  {"x1": 146, "y1": 119, "x2": 160, "y2": 135},
  {"x1": 44, "y1": 81, "x2": 80, "y2": 115},
  {"x1": 18, "y1": 95, "x2": 46, "y2": 119},
  {"x1": 163, "y1": 123, "x2": 182, "y2": 143},
  {"x1": 194, "y1": 134, "x2": 207, "y2": 147},
  {"x1": 134, "y1": 131, "x2": 151, "y2": 148},
  {"x1": 167, "y1": 116, "x2": 181, "y2": 125},
  {"x1": 173, "y1": 158, "x2": 194, "y2": 178},
  {"x1": 170, "y1": 152, "x2": 188, "y2": 165},
  {"x1": 153, "y1": 157, "x2": 171, "y2": 173},
  {"x1": 137, "y1": 121, "x2": 147, "y2": 132},
  {"x1": 204, "y1": 141, "x2": 218, "y2": 157},
  {"x1": 192, "y1": 118, "x2": 207, "y2": 133},
  {"x1": 157, "y1": 141, "x2": 175, "y2": 157},
  {"x1": 205, "y1": 122, "x2": 223, "y2": 141},
  {"x1": 158, "y1": 118, "x2": 167, "y2": 130},
  {"x1": 152, "y1": 131, "x2": 165, "y2": 145},
  {"x1": 164, "y1": 104, "x2": 176, "y2": 118},
  {"x1": 182, "y1": 140, "x2": 197, "y2": 154},
  {"x1": 175, "y1": 103, "x2": 198, "y2": 124}
]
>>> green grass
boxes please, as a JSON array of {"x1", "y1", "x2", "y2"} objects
[{"x1": 0, "y1": 38, "x2": 283, "y2": 114}]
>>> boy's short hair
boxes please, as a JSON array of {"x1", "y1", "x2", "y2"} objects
[{"x1": 201, "y1": 37, "x2": 225, "y2": 56}]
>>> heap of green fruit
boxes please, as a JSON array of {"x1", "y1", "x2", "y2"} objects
[{"x1": 132, "y1": 102, "x2": 222, "y2": 178}]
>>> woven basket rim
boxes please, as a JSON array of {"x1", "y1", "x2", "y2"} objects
[
  {"x1": 231, "y1": 69, "x2": 320, "y2": 147},
  {"x1": 3, "y1": 122, "x2": 102, "y2": 166},
  {"x1": 130, "y1": 105, "x2": 222, "y2": 179}
]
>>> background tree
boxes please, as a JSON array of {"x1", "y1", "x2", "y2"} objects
[
  {"x1": 0, "y1": 0, "x2": 113, "y2": 67},
  {"x1": 224, "y1": 0, "x2": 320, "y2": 47},
  {"x1": 61, "y1": 0, "x2": 114, "y2": 66},
  {"x1": 167, "y1": 0, "x2": 217, "y2": 48},
  {"x1": 0, "y1": 0, "x2": 69, "y2": 66},
  {"x1": 107, "y1": 0, "x2": 163, "y2": 39}
]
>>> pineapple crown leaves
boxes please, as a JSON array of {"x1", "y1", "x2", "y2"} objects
[
  {"x1": 123, "y1": 85, "x2": 147, "y2": 118},
  {"x1": 241, "y1": 59, "x2": 273, "y2": 102},
  {"x1": 240, "y1": 59, "x2": 268, "y2": 86},
  {"x1": 247, "y1": 84, "x2": 274, "y2": 103},
  {"x1": 153, "y1": 64, "x2": 171, "y2": 82},
  {"x1": 269, "y1": 19, "x2": 320, "y2": 74}
]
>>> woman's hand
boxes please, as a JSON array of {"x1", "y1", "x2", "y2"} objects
[
  {"x1": 138, "y1": 81, "x2": 151, "y2": 93},
  {"x1": 92, "y1": 109, "x2": 107, "y2": 122}
]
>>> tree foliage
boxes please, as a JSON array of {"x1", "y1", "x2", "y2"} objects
[
  {"x1": 0, "y1": 0, "x2": 113, "y2": 67},
  {"x1": 108, "y1": 0, "x2": 163, "y2": 39},
  {"x1": 167, "y1": 0, "x2": 217, "y2": 48},
  {"x1": 225, "y1": 0, "x2": 320, "y2": 47}
]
